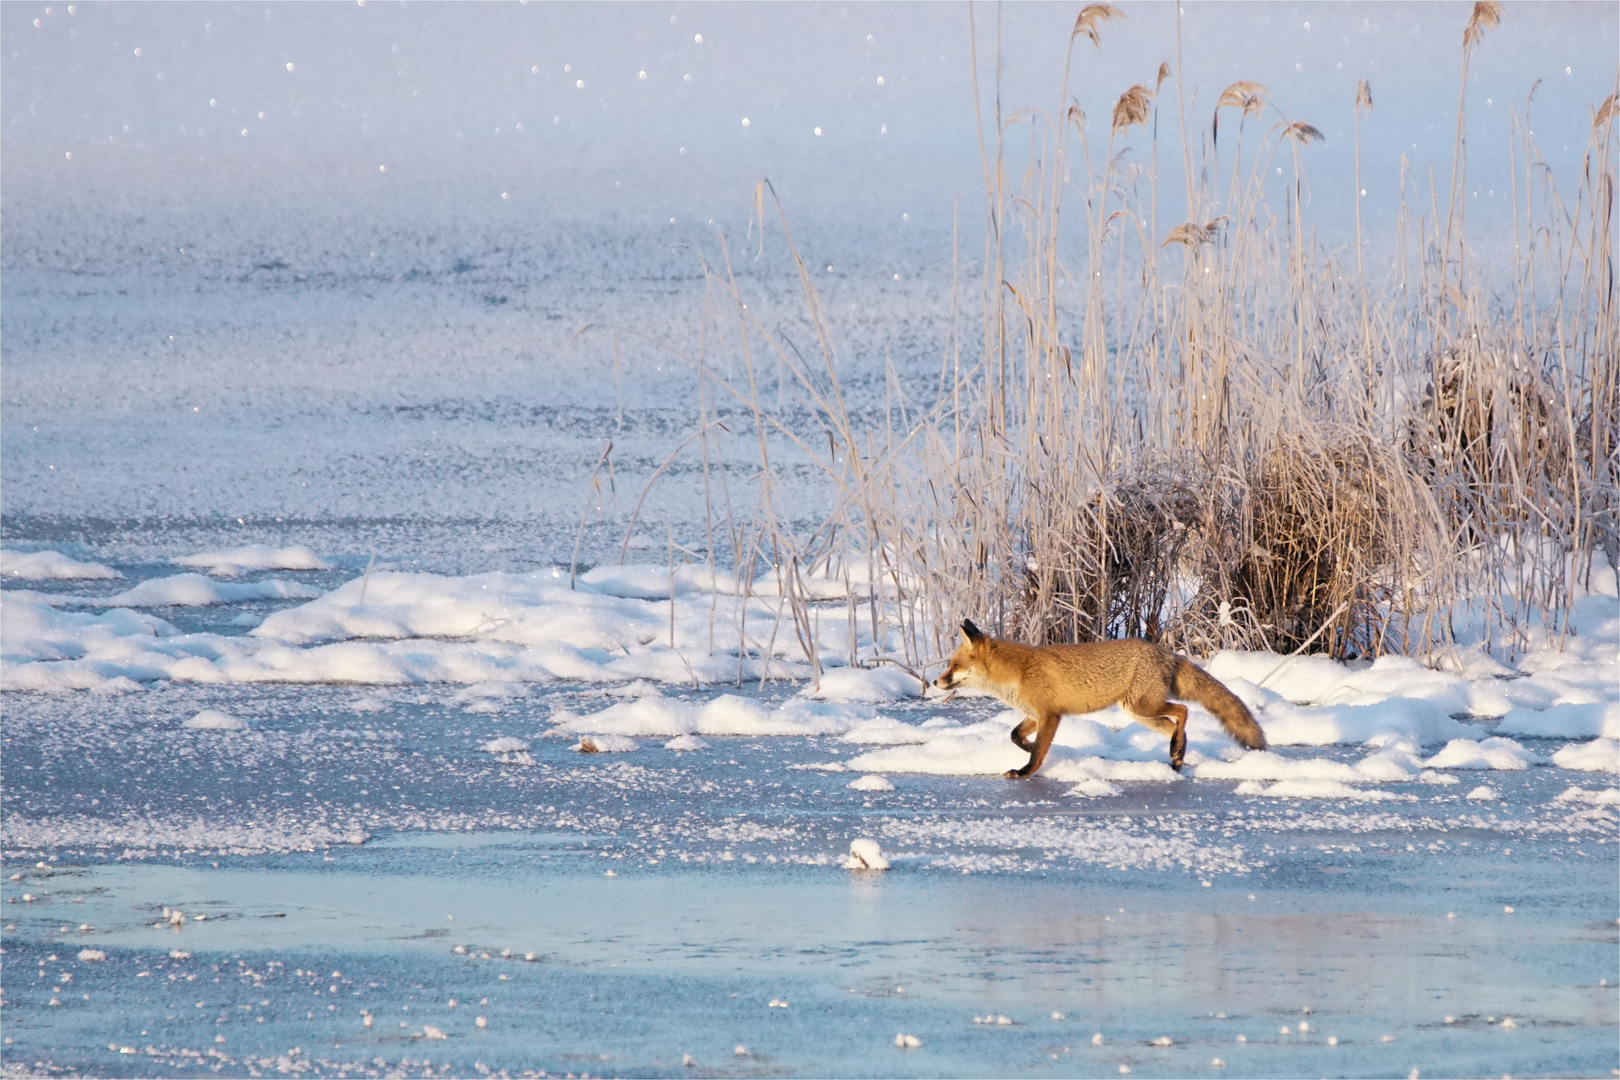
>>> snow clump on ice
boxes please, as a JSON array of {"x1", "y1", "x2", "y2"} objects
[
  {"x1": 847, "y1": 774, "x2": 895, "y2": 791},
  {"x1": 183, "y1": 709, "x2": 247, "y2": 730},
  {"x1": 1, "y1": 550, "x2": 121, "y2": 580},
  {"x1": 174, "y1": 544, "x2": 330, "y2": 576},
  {"x1": 479, "y1": 737, "x2": 530, "y2": 753},
  {"x1": 845, "y1": 838, "x2": 890, "y2": 870},
  {"x1": 1423, "y1": 736, "x2": 1543, "y2": 771},
  {"x1": 1551, "y1": 738, "x2": 1620, "y2": 773}
]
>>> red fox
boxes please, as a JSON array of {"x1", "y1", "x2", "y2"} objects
[{"x1": 933, "y1": 620, "x2": 1266, "y2": 777}]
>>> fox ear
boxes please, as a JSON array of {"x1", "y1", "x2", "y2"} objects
[{"x1": 960, "y1": 619, "x2": 984, "y2": 643}]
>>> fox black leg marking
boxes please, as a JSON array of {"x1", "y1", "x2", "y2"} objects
[
  {"x1": 1169, "y1": 724, "x2": 1187, "y2": 773},
  {"x1": 1010, "y1": 718, "x2": 1037, "y2": 753}
]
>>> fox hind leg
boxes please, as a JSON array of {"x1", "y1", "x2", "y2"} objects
[{"x1": 1128, "y1": 700, "x2": 1190, "y2": 773}]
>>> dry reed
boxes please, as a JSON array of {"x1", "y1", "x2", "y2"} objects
[{"x1": 591, "y1": 2, "x2": 1617, "y2": 674}]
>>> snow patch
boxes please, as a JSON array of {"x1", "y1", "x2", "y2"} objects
[
  {"x1": 1233, "y1": 778, "x2": 1416, "y2": 801},
  {"x1": 847, "y1": 774, "x2": 895, "y2": 791},
  {"x1": 1551, "y1": 738, "x2": 1620, "y2": 773},
  {"x1": 183, "y1": 709, "x2": 246, "y2": 731},
  {"x1": 1, "y1": 550, "x2": 121, "y2": 581},
  {"x1": 1423, "y1": 736, "x2": 1543, "y2": 771},
  {"x1": 802, "y1": 666, "x2": 923, "y2": 703},
  {"x1": 1494, "y1": 702, "x2": 1620, "y2": 740},
  {"x1": 174, "y1": 544, "x2": 330, "y2": 576},
  {"x1": 99, "y1": 574, "x2": 322, "y2": 608}
]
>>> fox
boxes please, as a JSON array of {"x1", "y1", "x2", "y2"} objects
[{"x1": 932, "y1": 619, "x2": 1266, "y2": 777}]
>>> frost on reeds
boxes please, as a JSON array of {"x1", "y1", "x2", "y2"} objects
[{"x1": 586, "y1": 2, "x2": 1616, "y2": 673}]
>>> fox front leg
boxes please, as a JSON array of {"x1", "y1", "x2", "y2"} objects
[
  {"x1": 1009, "y1": 717, "x2": 1037, "y2": 753},
  {"x1": 1006, "y1": 713, "x2": 1061, "y2": 778}
]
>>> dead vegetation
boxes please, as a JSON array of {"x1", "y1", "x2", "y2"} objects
[{"x1": 594, "y1": 2, "x2": 1617, "y2": 673}]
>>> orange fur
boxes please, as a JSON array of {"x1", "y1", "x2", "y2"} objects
[{"x1": 933, "y1": 620, "x2": 1266, "y2": 777}]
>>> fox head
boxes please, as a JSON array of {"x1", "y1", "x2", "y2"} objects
[{"x1": 933, "y1": 619, "x2": 990, "y2": 691}]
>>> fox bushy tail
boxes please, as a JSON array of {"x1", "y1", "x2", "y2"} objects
[{"x1": 1174, "y1": 660, "x2": 1267, "y2": 750}]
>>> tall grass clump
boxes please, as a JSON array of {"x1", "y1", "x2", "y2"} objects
[{"x1": 602, "y1": 1, "x2": 1617, "y2": 675}]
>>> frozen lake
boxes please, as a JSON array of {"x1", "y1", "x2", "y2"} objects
[
  {"x1": 3, "y1": 627, "x2": 1617, "y2": 1077},
  {"x1": 5, "y1": 2, "x2": 1620, "y2": 1076}
]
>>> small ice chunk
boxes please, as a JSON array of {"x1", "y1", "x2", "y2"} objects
[
  {"x1": 848, "y1": 774, "x2": 895, "y2": 791},
  {"x1": 184, "y1": 710, "x2": 246, "y2": 731},
  {"x1": 1465, "y1": 785, "x2": 1497, "y2": 801},
  {"x1": 894, "y1": 1033, "x2": 921, "y2": 1048},
  {"x1": 423, "y1": 1025, "x2": 446, "y2": 1040},
  {"x1": 664, "y1": 734, "x2": 709, "y2": 751},
  {"x1": 479, "y1": 737, "x2": 530, "y2": 753},
  {"x1": 1092, "y1": 1032, "x2": 1104, "y2": 1046},
  {"x1": 77, "y1": 949, "x2": 106, "y2": 962},
  {"x1": 576, "y1": 735, "x2": 638, "y2": 753},
  {"x1": 845, "y1": 838, "x2": 890, "y2": 870}
]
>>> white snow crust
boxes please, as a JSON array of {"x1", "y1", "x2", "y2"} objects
[
  {"x1": 1, "y1": 550, "x2": 122, "y2": 581},
  {"x1": 174, "y1": 544, "x2": 331, "y2": 576},
  {"x1": 183, "y1": 709, "x2": 246, "y2": 731},
  {"x1": 2, "y1": 560, "x2": 1615, "y2": 801}
]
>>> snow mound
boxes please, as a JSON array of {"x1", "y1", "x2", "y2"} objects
[
  {"x1": 1233, "y1": 778, "x2": 1416, "y2": 801},
  {"x1": 183, "y1": 709, "x2": 246, "y2": 730},
  {"x1": 99, "y1": 574, "x2": 323, "y2": 608},
  {"x1": 1466, "y1": 785, "x2": 1497, "y2": 801},
  {"x1": 1068, "y1": 778, "x2": 1123, "y2": 797},
  {"x1": 663, "y1": 734, "x2": 709, "y2": 751},
  {"x1": 1551, "y1": 738, "x2": 1620, "y2": 773},
  {"x1": 76, "y1": 949, "x2": 106, "y2": 962},
  {"x1": 479, "y1": 736, "x2": 530, "y2": 753},
  {"x1": 1, "y1": 550, "x2": 121, "y2": 581},
  {"x1": 175, "y1": 544, "x2": 330, "y2": 576},
  {"x1": 845, "y1": 838, "x2": 889, "y2": 870},
  {"x1": 1423, "y1": 736, "x2": 1543, "y2": 771},
  {"x1": 576, "y1": 564, "x2": 742, "y2": 599},
  {"x1": 847, "y1": 774, "x2": 895, "y2": 791},
  {"x1": 1494, "y1": 702, "x2": 1620, "y2": 740},
  {"x1": 840, "y1": 717, "x2": 931, "y2": 745},
  {"x1": 1195, "y1": 744, "x2": 1422, "y2": 783},
  {"x1": 1553, "y1": 785, "x2": 1620, "y2": 806},
  {"x1": 802, "y1": 666, "x2": 923, "y2": 703},
  {"x1": 552, "y1": 693, "x2": 870, "y2": 739}
]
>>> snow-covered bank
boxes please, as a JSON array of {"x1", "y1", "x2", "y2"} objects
[{"x1": 3, "y1": 554, "x2": 1615, "y2": 801}]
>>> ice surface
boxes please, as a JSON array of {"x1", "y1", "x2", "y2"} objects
[
  {"x1": 173, "y1": 545, "x2": 330, "y2": 576},
  {"x1": 0, "y1": 549, "x2": 121, "y2": 581}
]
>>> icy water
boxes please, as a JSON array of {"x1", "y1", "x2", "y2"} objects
[{"x1": 4, "y1": 664, "x2": 1618, "y2": 1078}]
